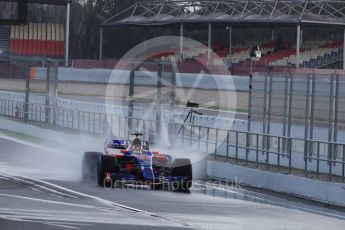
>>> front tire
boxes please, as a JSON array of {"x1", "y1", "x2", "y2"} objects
[
  {"x1": 97, "y1": 155, "x2": 118, "y2": 187},
  {"x1": 172, "y1": 158, "x2": 193, "y2": 191},
  {"x1": 81, "y1": 152, "x2": 102, "y2": 181}
]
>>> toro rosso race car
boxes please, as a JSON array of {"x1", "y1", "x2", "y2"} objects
[{"x1": 81, "y1": 133, "x2": 192, "y2": 191}]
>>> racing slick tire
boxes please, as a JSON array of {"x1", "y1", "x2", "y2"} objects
[
  {"x1": 97, "y1": 155, "x2": 119, "y2": 187},
  {"x1": 82, "y1": 152, "x2": 102, "y2": 181},
  {"x1": 172, "y1": 158, "x2": 193, "y2": 191}
]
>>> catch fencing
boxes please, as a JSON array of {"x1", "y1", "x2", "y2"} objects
[
  {"x1": 249, "y1": 68, "x2": 345, "y2": 142},
  {"x1": 1, "y1": 98, "x2": 345, "y2": 183}
]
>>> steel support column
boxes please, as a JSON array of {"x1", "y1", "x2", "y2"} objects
[
  {"x1": 266, "y1": 72, "x2": 273, "y2": 143},
  {"x1": 246, "y1": 70, "x2": 253, "y2": 155},
  {"x1": 64, "y1": 1, "x2": 70, "y2": 67},
  {"x1": 99, "y1": 27, "x2": 103, "y2": 60},
  {"x1": 308, "y1": 73, "x2": 316, "y2": 160},
  {"x1": 328, "y1": 75, "x2": 335, "y2": 143},
  {"x1": 208, "y1": 23, "x2": 212, "y2": 63},
  {"x1": 304, "y1": 74, "x2": 311, "y2": 175},
  {"x1": 128, "y1": 65, "x2": 135, "y2": 136},
  {"x1": 262, "y1": 74, "x2": 268, "y2": 139},
  {"x1": 328, "y1": 75, "x2": 335, "y2": 167},
  {"x1": 287, "y1": 73, "x2": 293, "y2": 138},
  {"x1": 156, "y1": 62, "x2": 163, "y2": 143},
  {"x1": 343, "y1": 28, "x2": 345, "y2": 69},
  {"x1": 334, "y1": 75, "x2": 339, "y2": 142},
  {"x1": 180, "y1": 23, "x2": 184, "y2": 54},
  {"x1": 333, "y1": 75, "x2": 340, "y2": 164},
  {"x1": 282, "y1": 73, "x2": 289, "y2": 152},
  {"x1": 228, "y1": 26, "x2": 232, "y2": 67},
  {"x1": 170, "y1": 61, "x2": 176, "y2": 112},
  {"x1": 296, "y1": 25, "x2": 301, "y2": 68}
]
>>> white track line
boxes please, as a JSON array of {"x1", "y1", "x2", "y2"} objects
[
  {"x1": 0, "y1": 193, "x2": 110, "y2": 210},
  {"x1": 39, "y1": 222, "x2": 80, "y2": 229},
  {"x1": 0, "y1": 171, "x2": 199, "y2": 229},
  {"x1": 2, "y1": 175, "x2": 79, "y2": 199}
]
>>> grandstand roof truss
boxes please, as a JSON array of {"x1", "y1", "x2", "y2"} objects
[{"x1": 103, "y1": 0, "x2": 345, "y2": 26}]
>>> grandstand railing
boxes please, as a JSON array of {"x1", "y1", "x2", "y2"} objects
[{"x1": 1, "y1": 98, "x2": 344, "y2": 183}]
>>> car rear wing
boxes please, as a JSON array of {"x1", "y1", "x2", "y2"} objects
[{"x1": 106, "y1": 140, "x2": 131, "y2": 149}]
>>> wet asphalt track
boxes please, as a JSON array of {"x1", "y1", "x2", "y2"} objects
[{"x1": 1, "y1": 137, "x2": 345, "y2": 230}]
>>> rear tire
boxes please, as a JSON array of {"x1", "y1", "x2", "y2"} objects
[
  {"x1": 172, "y1": 158, "x2": 192, "y2": 191},
  {"x1": 97, "y1": 155, "x2": 119, "y2": 187},
  {"x1": 81, "y1": 152, "x2": 102, "y2": 181}
]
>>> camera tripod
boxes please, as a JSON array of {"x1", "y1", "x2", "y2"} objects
[{"x1": 177, "y1": 107, "x2": 203, "y2": 135}]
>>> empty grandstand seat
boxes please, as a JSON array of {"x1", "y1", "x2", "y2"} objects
[{"x1": 10, "y1": 23, "x2": 65, "y2": 57}]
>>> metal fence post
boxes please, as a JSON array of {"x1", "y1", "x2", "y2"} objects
[
  {"x1": 206, "y1": 128, "x2": 209, "y2": 153},
  {"x1": 342, "y1": 145, "x2": 345, "y2": 182},
  {"x1": 24, "y1": 60, "x2": 30, "y2": 123},
  {"x1": 52, "y1": 61, "x2": 58, "y2": 126},
  {"x1": 277, "y1": 137, "x2": 281, "y2": 172},
  {"x1": 72, "y1": 110, "x2": 75, "y2": 130},
  {"x1": 214, "y1": 129, "x2": 218, "y2": 160},
  {"x1": 78, "y1": 111, "x2": 81, "y2": 131},
  {"x1": 246, "y1": 133, "x2": 249, "y2": 164},
  {"x1": 266, "y1": 135, "x2": 270, "y2": 170},
  {"x1": 93, "y1": 112, "x2": 96, "y2": 134},
  {"x1": 317, "y1": 141, "x2": 320, "y2": 179},
  {"x1": 288, "y1": 138, "x2": 292, "y2": 174},
  {"x1": 45, "y1": 60, "x2": 51, "y2": 123},
  {"x1": 190, "y1": 125, "x2": 193, "y2": 148},
  {"x1": 198, "y1": 126, "x2": 201, "y2": 152},
  {"x1": 226, "y1": 131, "x2": 229, "y2": 161},
  {"x1": 305, "y1": 139, "x2": 309, "y2": 177},
  {"x1": 329, "y1": 143, "x2": 333, "y2": 181},
  {"x1": 88, "y1": 112, "x2": 90, "y2": 133},
  {"x1": 256, "y1": 134, "x2": 259, "y2": 168},
  {"x1": 235, "y1": 131, "x2": 239, "y2": 163}
]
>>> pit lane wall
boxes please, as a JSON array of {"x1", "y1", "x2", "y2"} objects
[{"x1": 207, "y1": 160, "x2": 345, "y2": 207}]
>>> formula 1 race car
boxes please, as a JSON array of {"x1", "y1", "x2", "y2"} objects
[{"x1": 81, "y1": 133, "x2": 192, "y2": 191}]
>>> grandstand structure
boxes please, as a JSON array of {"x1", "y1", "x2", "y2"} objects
[
  {"x1": 8, "y1": 23, "x2": 65, "y2": 57},
  {"x1": 101, "y1": 0, "x2": 345, "y2": 70},
  {"x1": 0, "y1": 0, "x2": 70, "y2": 69}
]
